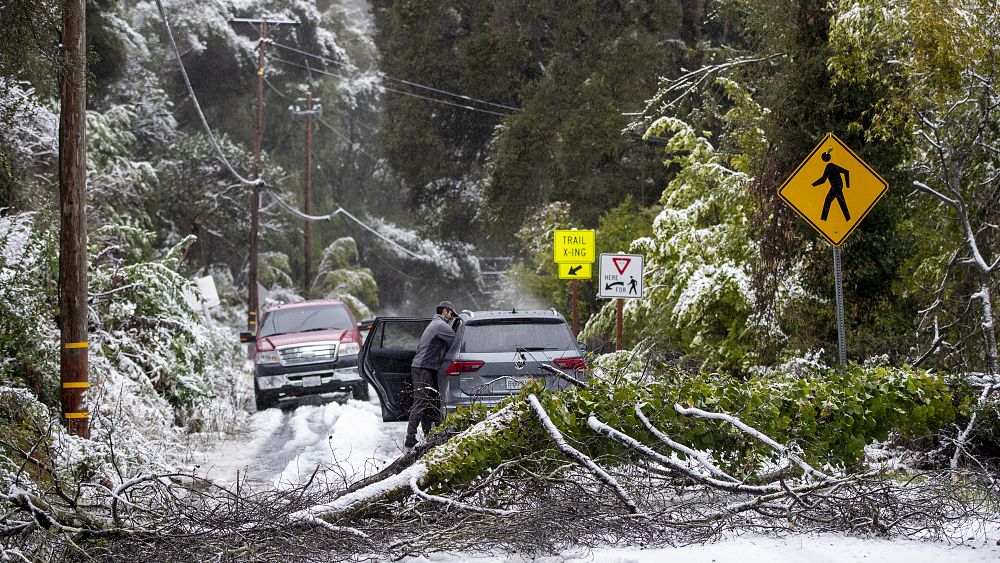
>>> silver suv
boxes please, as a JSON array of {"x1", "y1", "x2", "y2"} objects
[{"x1": 359, "y1": 309, "x2": 587, "y2": 422}]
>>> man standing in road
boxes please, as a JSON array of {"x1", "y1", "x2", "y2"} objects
[{"x1": 405, "y1": 300, "x2": 457, "y2": 449}]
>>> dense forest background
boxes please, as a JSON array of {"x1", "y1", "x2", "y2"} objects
[{"x1": 1, "y1": 0, "x2": 996, "y2": 376}]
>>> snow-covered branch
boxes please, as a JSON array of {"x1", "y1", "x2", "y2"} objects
[
  {"x1": 526, "y1": 394, "x2": 639, "y2": 514},
  {"x1": 587, "y1": 415, "x2": 781, "y2": 494},
  {"x1": 673, "y1": 404, "x2": 830, "y2": 480},
  {"x1": 634, "y1": 403, "x2": 740, "y2": 483}
]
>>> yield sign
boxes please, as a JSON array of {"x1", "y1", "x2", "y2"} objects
[
  {"x1": 612, "y1": 257, "x2": 631, "y2": 275},
  {"x1": 777, "y1": 133, "x2": 889, "y2": 246},
  {"x1": 599, "y1": 253, "x2": 644, "y2": 299}
]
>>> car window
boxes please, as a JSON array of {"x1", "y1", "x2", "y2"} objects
[
  {"x1": 460, "y1": 321, "x2": 575, "y2": 353},
  {"x1": 370, "y1": 319, "x2": 429, "y2": 350},
  {"x1": 258, "y1": 305, "x2": 353, "y2": 337}
]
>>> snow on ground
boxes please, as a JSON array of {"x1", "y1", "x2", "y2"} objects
[
  {"x1": 401, "y1": 532, "x2": 1000, "y2": 563},
  {"x1": 192, "y1": 387, "x2": 409, "y2": 488}
]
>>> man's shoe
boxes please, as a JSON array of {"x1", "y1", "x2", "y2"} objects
[{"x1": 404, "y1": 437, "x2": 417, "y2": 449}]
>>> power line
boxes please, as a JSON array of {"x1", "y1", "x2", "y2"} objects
[
  {"x1": 154, "y1": 3, "x2": 435, "y2": 267},
  {"x1": 316, "y1": 116, "x2": 381, "y2": 163},
  {"x1": 273, "y1": 55, "x2": 512, "y2": 117},
  {"x1": 261, "y1": 189, "x2": 426, "y2": 260},
  {"x1": 270, "y1": 41, "x2": 521, "y2": 113},
  {"x1": 153, "y1": 0, "x2": 262, "y2": 188}
]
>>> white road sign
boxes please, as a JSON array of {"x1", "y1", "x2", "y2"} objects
[{"x1": 598, "y1": 253, "x2": 644, "y2": 299}]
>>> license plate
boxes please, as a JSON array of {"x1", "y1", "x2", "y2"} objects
[
  {"x1": 302, "y1": 376, "x2": 322, "y2": 387},
  {"x1": 505, "y1": 377, "x2": 530, "y2": 390}
]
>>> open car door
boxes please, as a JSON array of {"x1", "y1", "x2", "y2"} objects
[{"x1": 358, "y1": 317, "x2": 432, "y2": 422}]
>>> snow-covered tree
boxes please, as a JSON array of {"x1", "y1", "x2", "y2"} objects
[{"x1": 829, "y1": 0, "x2": 998, "y2": 467}]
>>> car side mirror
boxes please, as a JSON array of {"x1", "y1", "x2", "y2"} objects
[
  {"x1": 358, "y1": 319, "x2": 375, "y2": 331},
  {"x1": 239, "y1": 331, "x2": 255, "y2": 343},
  {"x1": 577, "y1": 340, "x2": 588, "y2": 353}
]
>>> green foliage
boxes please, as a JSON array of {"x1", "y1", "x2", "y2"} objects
[
  {"x1": 0, "y1": 0, "x2": 59, "y2": 96},
  {"x1": 0, "y1": 387, "x2": 53, "y2": 490},
  {"x1": 258, "y1": 252, "x2": 294, "y2": 289},
  {"x1": 481, "y1": 0, "x2": 691, "y2": 240},
  {"x1": 426, "y1": 362, "x2": 957, "y2": 491},
  {"x1": 0, "y1": 213, "x2": 60, "y2": 407},
  {"x1": 581, "y1": 98, "x2": 764, "y2": 368},
  {"x1": 827, "y1": 0, "x2": 999, "y2": 373}
]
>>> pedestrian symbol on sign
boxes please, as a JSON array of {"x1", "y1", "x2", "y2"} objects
[{"x1": 812, "y1": 149, "x2": 851, "y2": 221}]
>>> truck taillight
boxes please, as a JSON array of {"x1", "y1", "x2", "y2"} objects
[
  {"x1": 446, "y1": 360, "x2": 485, "y2": 376},
  {"x1": 553, "y1": 358, "x2": 587, "y2": 371}
]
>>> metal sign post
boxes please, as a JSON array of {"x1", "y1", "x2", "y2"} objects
[
  {"x1": 833, "y1": 247, "x2": 847, "y2": 365},
  {"x1": 616, "y1": 299, "x2": 624, "y2": 351}
]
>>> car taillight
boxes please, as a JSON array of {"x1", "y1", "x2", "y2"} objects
[
  {"x1": 446, "y1": 360, "x2": 485, "y2": 376},
  {"x1": 554, "y1": 358, "x2": 587, "y2": 371}
]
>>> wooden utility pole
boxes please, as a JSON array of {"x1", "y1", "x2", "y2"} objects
[
  {"x1": 291, "y1": 93, "x2": 321, "y2": 293},
  {"x1": 229, "y1": 17, "x2": 297, "y2": 335},
  {"x1": 303, "y1": 92, "x2": 313, "y2": 293},
  {"x1": 59, "y1": 0, "x2": 89, "y2": 438},
  {"x1": 248, "y1": 19, "x2": 267, "y2": 335}
]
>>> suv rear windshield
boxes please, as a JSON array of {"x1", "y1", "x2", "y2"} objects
[
  {"x1": 460, "y1": 320, "x2": 575, "y2": 353},
  {"x1": 259, "y1": 305, "x2": 353, "y2": 338}
]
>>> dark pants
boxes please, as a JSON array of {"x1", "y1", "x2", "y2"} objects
[{"x1": 406, "y1": 367, "x2": 438, "y2": 442}]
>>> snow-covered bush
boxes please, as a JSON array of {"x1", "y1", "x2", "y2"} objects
[
  {"x1": 314, "y1": 238, "x2": 378, "y2": 313},
  {"x1": 583, "y1": 119, "x2": 753, "y2": 367},
  {"x1": 0, "y1": 80, "x2": 58, "y2": 211},
  {"x1": 0, "y1": 212, "x2": 59, "y2": 405},
  {"x1": 1, "y1": 213, "x2": 250, "y2": 483}
]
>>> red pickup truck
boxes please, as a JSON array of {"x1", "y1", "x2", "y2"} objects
[{"x1": 240, "y1": 299, "x2": 368, "y2": 410}]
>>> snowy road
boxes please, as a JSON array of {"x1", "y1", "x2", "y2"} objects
[{"x1": 191, "y1": 388, "x2": 408, "y2": 489}]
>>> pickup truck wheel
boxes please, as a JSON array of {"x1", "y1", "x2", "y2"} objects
[
  {"x1": 255, "y1": 392, "x2": 276, "y2": 412},
  {"x1": 352, "y1": 382, "x2": 370, "y2": 402}
]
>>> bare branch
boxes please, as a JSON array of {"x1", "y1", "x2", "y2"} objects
[{"x1": 913, "y1": 180, "x2": 959, "y2": 208}]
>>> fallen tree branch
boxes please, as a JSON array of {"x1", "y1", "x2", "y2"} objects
[
  {"x1": 526, "y1": 394, "x2": 639, "y2": 514},
  {"x1": 634, "y1": 403, "x2": 740, "y2": 483},
  {"x1": 674, "y1": 403, "x2": 830, "y2": 480},
  {"x1": 539, "y1": 363, "x2": 589, "y2": 389},
  {"x1": 408, "y1": 475, "x2": 516, "y2": 516},
  {"x1": 587, "y1": 415, "x2": 781, "y2": 494}
]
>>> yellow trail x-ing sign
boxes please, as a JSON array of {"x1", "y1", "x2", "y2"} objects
[
  {"x1": 777, "y1": 133, "x2": 889, "y2": 247},
  {"x1": 553, "y1": 229, "x2": 596, "y2": 264}
]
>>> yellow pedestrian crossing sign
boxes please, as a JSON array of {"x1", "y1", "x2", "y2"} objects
[
  {"x1": 558, "y1": 263, "x2": 592, "y2": 280},
  {"x1": 778, "y1": 133, "x2": 888, "y2": 246}
]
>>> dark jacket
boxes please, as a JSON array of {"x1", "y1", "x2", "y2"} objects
[{"x1": 411, "y1": 314, "x2": 456, "y2": 370}]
